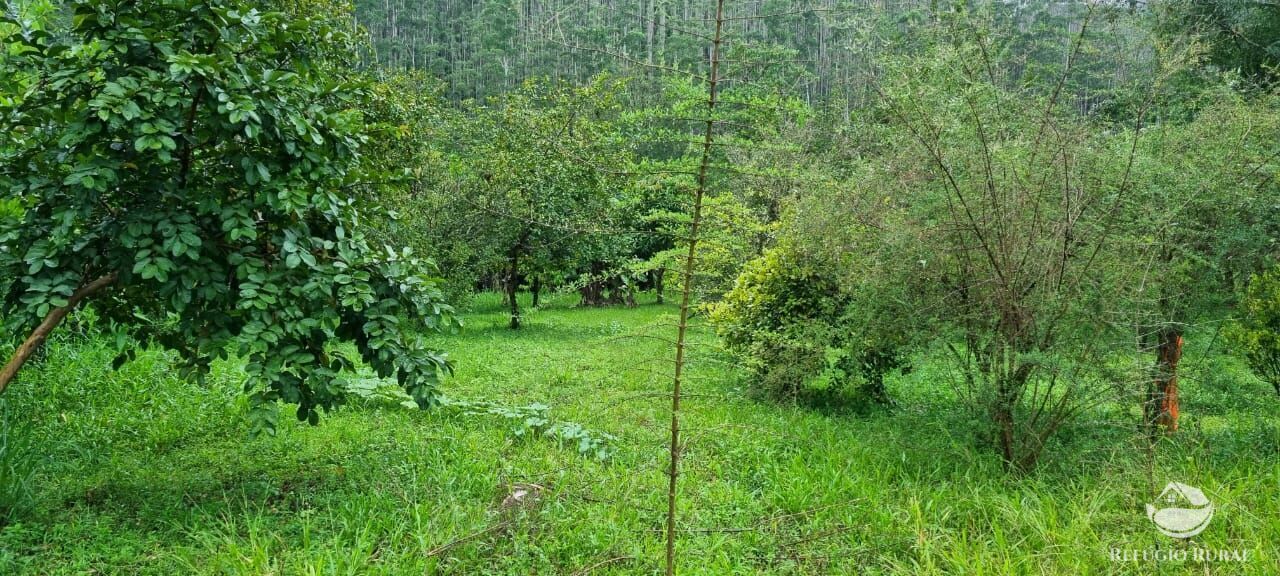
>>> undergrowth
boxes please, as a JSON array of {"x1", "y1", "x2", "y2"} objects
[{"x1": 0, "y1": 292, "x2": 1275, "y2": 574}]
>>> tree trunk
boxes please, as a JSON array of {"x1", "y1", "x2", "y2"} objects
[
  {"x1": 653, "y1": 267, "x2": 665, "y2": 304},
  {"x1": 995, "y1": 384, "x2": 1017, "y2": 468},
  {"x1": 604, "y1": 275, "x2": 636, "y2": 308},
  {"x1": 861, "y1": 350, "x2": 895, "y2": 405},
  {"x1": 579, "y1": 262, "x2": 607, "y2": 307},
  {"x1": 507, "y1": 272, "x2": 520, "y2": 329},
  {"x1": 507, "y1": 242, "x2": 523, "y2": 330},
  {"x1": 605, "y1": 275, "x2": 625, "y2": 306},
  {"x1": 531, "y1": 276, "x2": 541, "y2": 308},
  {"x1": 578, "y1": 282, "x2": 601, "y2": 307},
  {"x1": 0, "y1": 272, "x2": 117, "y2": 394},
  {"x1": 864, "y1": 373, "x2": 890, "y2": 405},
  {"x1": 1146, "y1": 327, "x2": 1183, "y2": 433},
  {"x1": 645, "y1": 0, "x2": 655, "y2": 65},
  {"x1": 993, "y1": 361, "x2": 1035, "y2": 471}
]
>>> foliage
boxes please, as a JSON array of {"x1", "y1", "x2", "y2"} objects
[
  {"x1": 349, "y1": 0, "x2": 1146, "y2": 109},
  {"x1": 631, "y1": 76, "x2": 812, "y2": 305},
  {"x1": 0, "y1": 0, "x2": 456, "y2": 429},
  {"x1": 711, "y1": 247, "x2": 910, "y2": 407},
  {"x1": 1227, "y1": 267, "x2": 1280, "y2": 395},
  {"x1": 3, "y1": 3, "x2": 1280, "y2": 575},
  {"x1": 1159, "y1": 0, "x2": 1280, "y2": 88},
  {"x1": 354, "y1": 72, "x2": 448, "y2": 230},
  {"x1": 343, "y1": 375, "x2": 617, "y2": 460},
  {"x1": 657, "y1": 192, "x2": 765, "y2": 303},
  {"x1": 342, "y1": 374, "x2": 422, "y2": 410},
  {"x1": 448, "y1": 399, "x2": 616, "y2": 461},
  {"x1": 414, "y1": 76, "x2": 632, "y2": 326},
  {"x1": 1119, "y1": 90, "x2": 1280, "y2": 331},
  {"x1": 836, "y1": 18, "x2": 1153, "y2": 469}
]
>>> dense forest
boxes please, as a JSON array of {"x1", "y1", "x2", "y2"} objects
[
  {"x1": 1, "y1": 0, "x2": 1278, "y2": 574},
  {"x1": 351, "y1": 0, "x2": 1276, "y2": 105}
]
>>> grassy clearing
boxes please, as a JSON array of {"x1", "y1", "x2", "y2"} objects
[{"x1": 0, "y1": 293, "x2": 1276, "y2": 574}]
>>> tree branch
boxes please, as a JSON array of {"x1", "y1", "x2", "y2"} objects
[{"x1": 0, "y1": 272, "x2": 118, "y2": 394}]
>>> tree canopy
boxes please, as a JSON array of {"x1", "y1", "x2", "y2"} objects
[{"x1": 0, "y1": 0, "x2": 457, "y2": 430}]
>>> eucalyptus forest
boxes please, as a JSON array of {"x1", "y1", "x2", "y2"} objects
[{"x1": 1, "y1": 0, "x2": 1278, "y2": 574}]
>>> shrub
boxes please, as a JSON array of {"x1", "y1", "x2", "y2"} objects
[
  {"x1": 710, "y1": 247, "x2": 909, "y2": 407},
  {"x1": 1226, "y1": 266, "x2": 1280, "y2": 395}
]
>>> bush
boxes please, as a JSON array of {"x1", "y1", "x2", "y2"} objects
[
  {"x1": 1226, "y1": 266, "x2": 1280, "y2": 395},
  {"x1": 710, "y1": 247, "x2": 909, "y2": 407}
]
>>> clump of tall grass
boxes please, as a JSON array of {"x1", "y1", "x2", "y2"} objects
[{"x1": 0, "y1": 401, "x2": 37, "y2": 524}]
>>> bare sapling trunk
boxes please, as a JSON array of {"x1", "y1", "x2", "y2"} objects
[
  {"x1": 0, "y1": 272, "x2": 118, "y2": 394},
  {"x1": 665, "y1": 1, "x2": 724, "y2": 574},
  {"x1": 507, "y1": 229, "x2": 532, "y2": 329}
]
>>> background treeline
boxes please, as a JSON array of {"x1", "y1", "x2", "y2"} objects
[{"x1": 354, "y1": 0, "x2": 1169, "y2": 109}]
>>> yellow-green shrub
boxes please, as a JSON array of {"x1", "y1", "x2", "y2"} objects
[{"x1": 710, "y1": 247, "x2": 909, "y2": 406}]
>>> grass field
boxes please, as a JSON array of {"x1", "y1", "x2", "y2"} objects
[{"x1": 0, "y1": 292, "x2": 1276, "y2": 574}]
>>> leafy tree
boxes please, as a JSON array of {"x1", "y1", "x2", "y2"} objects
[
  {"x1": 1227, "y1": 267, "x2": 1280, "y2": 395},
  {"x1": 0, "y1": 0, "x2": 456, "y2": 430},
  {"x1": 1115, "y1": 90, "x2": 1280, "y2": 432},
  {"x1": 1159, "y1": 0, "x2": 1280, "y2": 88},
  {"x1": 864, "y1": 17, "x2": 1152, "y2": 469},
  {"x1": 618, "y1": 165, "x2": 685, "y2": 304},
  {"x1": 630, "y1": 77, "x2": 806, "y2": 305},
  {"x1": 429, "y1": 77, "x2": 629, "y2": 327}
]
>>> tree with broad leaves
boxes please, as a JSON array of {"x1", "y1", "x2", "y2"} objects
[
  {"x1": 437, "y1": 77, "x2": 627, "y2": 329},
  {"x1": 0, "y1": 0, "x2": 457, "y2": 432}
]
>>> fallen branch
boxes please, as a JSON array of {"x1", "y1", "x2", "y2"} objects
[{"x1": 424, "y1": 521, "x2": 511, "y2": 558}]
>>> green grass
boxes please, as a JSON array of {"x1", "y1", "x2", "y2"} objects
[{"x1": 0, "y1": 292, "x2": 1277, "y2": 574}]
